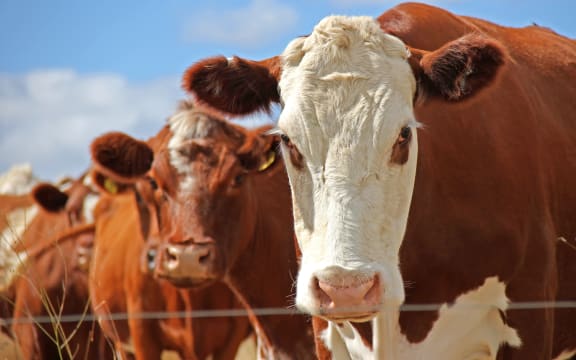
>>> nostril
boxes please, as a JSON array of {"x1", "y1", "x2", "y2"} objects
[
  {"x1": 198, "y1": 251, "x2": 211, "y2": 264},
  {"x1": 314, "y1": 277, "x2": 332, "y2": 307},
  {"x1": 165, "y1": 247, "x2": 178, "y2": 262}
]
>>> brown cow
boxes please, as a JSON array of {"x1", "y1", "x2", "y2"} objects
[
  {"x1": 8, "y1": 173, "x2": 113, "y2": 359},
  {"x1": 90, "y1": 100, "x2": 315, "y2": 359},
  {"x1": 179, "y1": 3, "x2": 576, "y2": 359},
  {"x1": 89, "y1": 157, "x2": 251, "y2": 359}
]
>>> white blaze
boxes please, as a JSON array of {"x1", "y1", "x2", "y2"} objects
[{"x1": 168, "y1": 108, "x2": 213, "y2": 193}]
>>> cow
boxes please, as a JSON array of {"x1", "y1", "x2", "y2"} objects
[
  {"x1": 88, "y1": 146, "x2": 252, "y2": 359},
  {"x1": 179, "y1": 2, "x2": 576, "y2": 359},
  {"x1": 90, "y1": 100, "x2": 316, "y2": 359},
  {"x1": 7, "y1": 173, "x2": 114, "y2": 359}
]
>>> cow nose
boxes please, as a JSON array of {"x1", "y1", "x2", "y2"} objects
[
  {"x1": 313, "y1": 269, "x2": 381, "y2": 318},
  {"x1": 163, "y1": 243, "x2": 214, "y2": 270},
  {"x1": 157, "y1": 243, "x2": 218, "y2": 286}
]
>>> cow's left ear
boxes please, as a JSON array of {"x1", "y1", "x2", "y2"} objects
[
  {"x1": 32, "y1": 183, "x2": 69, "y2": 213},
  {"x1": 409, "y1": 33, "x2": 507, "y2": 102},
  {"x1": 237, "y1": 125, "x2": 280, "y2": 173}
]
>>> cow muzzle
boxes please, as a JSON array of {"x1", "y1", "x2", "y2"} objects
[
  {"x1": 311, "y1": 267, "x2": 382, "y2": 322},
  {"x1": 155, "y1": 242, "x2": 219, "y2": 287}
]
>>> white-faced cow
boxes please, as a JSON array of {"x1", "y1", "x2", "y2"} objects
[
  {"x1": 180, "y1": 3, "x2": 576, "y2": 359},
  {"x1": 90, "y1": 101, "x2": 315, "y2": 359}
]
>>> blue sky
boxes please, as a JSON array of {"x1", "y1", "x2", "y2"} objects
[{"x1": 1, "y1": 0, "x2": 574, "y2": 181}]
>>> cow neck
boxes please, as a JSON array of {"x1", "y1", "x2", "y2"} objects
[{"x1": 226, "y1": 170, "x2": 314, "y2": 359}]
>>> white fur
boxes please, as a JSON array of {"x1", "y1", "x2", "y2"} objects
[
  {"x1": 168, "y1": 108, "x2": 212, "y2": 193},
  {"x1": 81, "y1": 173, "x2": 100, "y2": 223},
  {"x1": 278, "y1": 16, "x2": 417, "y2": 315},
  {"x1": 0, "y1": 163, "x2": 38, "y2": 195},
  {"x1": 0, "y1": 205, "x2": 37, "y2": 290},
  {"x1": 323, "y1": 277, "x2": 521, "y2": 359},
  {"x1": 322, "y1": 322, "x2": 374, "y2": 360}
]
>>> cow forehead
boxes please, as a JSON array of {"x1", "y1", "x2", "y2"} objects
[
  {"x1": 279, "y1": 16, "x2": 416, "y2": 134},
  {"x1": 278, "y1": 16, "x2": 415, "y2": 149},
  {"x1": 166, "y1": 107, "x2": 245, "y2": 193}
]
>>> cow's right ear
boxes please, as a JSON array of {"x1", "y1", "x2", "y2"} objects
[
  {"x1": 90, "y1": 132, "x2": 153, "y2": 194},
  {"x1": 32, "y1": 183, "x2": 68, "y2": 213},
  {"x1": 409, "y1": 33, "x2": 507, "y2": 103},
  {"x1": 182, "y1": 55, "x2": 282, "y2": 116}
]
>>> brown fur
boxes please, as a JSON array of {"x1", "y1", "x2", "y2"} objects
[
  {"x1": 89, "y1": 172, "x2": 251, "y2": 360},
  {"x1": 91, "y1": 105, "x2": 315, "y2": 358},
  {"x1": 9, "y1": 174, "x2": 112, "y2": 360},
  {"x1": 90, "y1": 131, "x2": 153, "y2": 183},
  {"x1": 182, "y1": 56, "x2": 281, "y2": 116}
]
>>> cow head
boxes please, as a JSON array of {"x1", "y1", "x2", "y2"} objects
[
  {"x1": 182, "y1": 16, "x2": 506, "y2": 321},
  {"x1": 32, "y1": 173, "x2": 100, "y2": 227},
  {"x1": 90, "y1": 101, "x2": 281, "y2": 287},
  {"x1": 28, "y1": 173, "x2": 100, "y2": 270}
]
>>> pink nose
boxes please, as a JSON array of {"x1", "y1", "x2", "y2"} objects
[{"x1": 314, "y1": 271, "x2": 381, "y2": 317}]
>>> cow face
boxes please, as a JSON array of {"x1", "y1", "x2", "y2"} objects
[
  {"x1": 90, "y1": 102, "x2": 280, "y2": 288},
  {"x1": 275, "y1": 16, "x2": 419, "y2": 321},
  {"x1": 153, "y1": 106, "x2": 279, "y2": 287}
]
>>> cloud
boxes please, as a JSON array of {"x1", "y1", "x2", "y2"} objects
[
  {"x1": 0, "y1": 69, "x2": 183, "y2": 180},
  {"x1": 182, "y1": 0, "x2": 298, "y2": 48},
  {"x1": 0, "y1": 69, "x2": 278, "y2": 181}
]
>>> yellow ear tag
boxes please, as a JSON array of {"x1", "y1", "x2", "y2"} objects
[
  {"x1": 103, "y1": 178, "x2": 119, "y2": 194},
  {"x1": 258, "y1": 151, "x2": 276, "y2": 172}
]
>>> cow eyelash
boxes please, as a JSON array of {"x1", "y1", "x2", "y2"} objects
[{"x1": 280, "y1": 133, "x2": 290, "y2": 144}]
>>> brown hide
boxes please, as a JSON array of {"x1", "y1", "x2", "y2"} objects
[
  {"x1": 89, "y1": 176, "x2": 251, "y2": 360},
  {"x1": 8, "y1": 175, "x2": 112, "y2": 360}
]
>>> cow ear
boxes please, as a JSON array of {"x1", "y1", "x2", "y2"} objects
[
  {"x1": 409, "y1": 33, "x2": 507, "y2": 103},
  {"x1": 90, "y1": 132, "x2": 153, "y2": 184},
  {"x1": 237, "y1": 126, "x2": 280, "y2": 173},
  {"x1": 182, "y1": 55, "x2": 281, "y2": 116},
  {"x1": 32, "y1": 183, "x2": 68, "y2": 213}
]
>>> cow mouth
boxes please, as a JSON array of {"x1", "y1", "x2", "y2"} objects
[
  {"x1": 156, "y1": 273, "x2": 217, "y2": 288},
  {"x1": 320, "y1": 312, "x2": 379, "y2": 323},
  {"x1": 316, "y1": 305, "x2": 380, "y2": 323}
]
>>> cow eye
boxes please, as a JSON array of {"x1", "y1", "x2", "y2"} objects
[
  {"x1": 233, "y1": 173, "x2": 245, "y2": 187},
  {"x1": 148, "y1": 177, "x2": 158, "y2": 190},
  {"x1": 398, "y1": 126, "x2": 412, "y2": 145},
  {"x1": 280, "y1": 133, "x2": 290, "y2": 144}
]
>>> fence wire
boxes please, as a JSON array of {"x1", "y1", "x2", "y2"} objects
[{"x1": 2, "y1": 301, "x2": 576, "y2": 326}]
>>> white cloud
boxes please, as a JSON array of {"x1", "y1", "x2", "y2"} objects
[
  {"x1": 0, "y1": 69, "x2": 278, "y2": 182},
  {"x1": 182, "y1": 0, "x2": 298, "y2": 48},
  {"x1": 0, "y1": 70, "x2": 183, "y2": 180}
]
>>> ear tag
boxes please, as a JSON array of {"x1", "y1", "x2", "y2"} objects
[
  {"x1": 104, "y1": 178, "x2": 119, "y2": 194},
  {"x1": 258, "y1": 151, "x2": 276, "y2": 172}
]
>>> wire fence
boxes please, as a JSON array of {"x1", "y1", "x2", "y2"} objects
[{"x1": 3, "y1": 301, "x2": 576, "y2": 326}]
